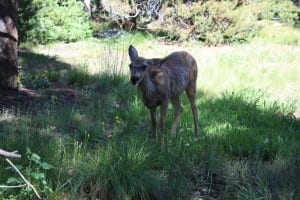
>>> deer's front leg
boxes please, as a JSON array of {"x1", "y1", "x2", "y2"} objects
[
  {"x1": 159, "y1": 101, "x2": 168, "y2": 145},
  {"x1": 150, "y1": 107, "x2": 157, "y2": 139},
  {"x1": 170, "y1": 96, "x2": 183, "y2": 137}
]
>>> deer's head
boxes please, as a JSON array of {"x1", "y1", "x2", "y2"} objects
[{"x1": 128, "y1": 45, "x2": 150, "y2": 86}]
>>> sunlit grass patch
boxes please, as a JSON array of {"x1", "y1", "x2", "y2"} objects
[
  {"x1": 28, "y1": 32, "x2": 156, "y2": 75},
  {"x1": 196, "y1": 44, "x2": 300, "y2": 108},
  {"x1": 254, "y1": 22, "x2": 300, "y2": 45}
]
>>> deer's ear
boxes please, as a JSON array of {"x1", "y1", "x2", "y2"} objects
[{"x1": 129, "y1": 45, "x2": 138, "y2": 61}]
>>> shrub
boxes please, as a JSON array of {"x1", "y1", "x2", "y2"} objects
[
  {"x1": 258, "y1": 0, "x2": 299, "y2": 24},
  {"x1": 145, "y1": 0, "x2": 299, "y2": 45},
  {"x1": 19, "y1": 0, "x2": 92, "y2": 44},
  {"x1": 176, "y1": 1, "x2": 259, "y2": 45},
  {"x1": 192, "y1": 1, "x2": 237, "y2": 45},
  {"x1": 149, "y1": 1, "x2": 258, "y2": 45}
]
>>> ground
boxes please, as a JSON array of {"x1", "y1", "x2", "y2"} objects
[{"x1": 0, "y1": 87, "x2": 78, "y2": 109}]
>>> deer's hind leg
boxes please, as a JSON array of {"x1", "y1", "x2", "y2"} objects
[
  {"x1": 170, "y1": 96, "x2": 183, "y2": 137},
  {"x1": 185, "y1": 82, "x2": 199, "y2": 136}
]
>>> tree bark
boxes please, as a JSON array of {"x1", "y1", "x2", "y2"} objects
[{"x1": 0, "y1": 0, "x2": 18, "y2": 90}]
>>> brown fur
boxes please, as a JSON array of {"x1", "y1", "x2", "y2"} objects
[{"x1": 128, "y1": 45, "x2": 199, "y2": 141}]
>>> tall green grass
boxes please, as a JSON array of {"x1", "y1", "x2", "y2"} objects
[
  {"x1": 72, "y1": 136, "x2": 163, "y2": 199},
  {"x1": 1, "y1": 33, "x2": 299, "y2": 199}
]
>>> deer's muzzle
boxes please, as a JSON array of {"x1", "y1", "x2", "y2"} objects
[{"x1": 131, "y1": 76, "x2": 140, "y2": 85}]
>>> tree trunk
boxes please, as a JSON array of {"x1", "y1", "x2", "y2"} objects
[{"x1": 0, "y1": 0, "x2": 18, "y2": 90}]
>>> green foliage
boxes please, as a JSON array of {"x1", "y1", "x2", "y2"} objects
[
  {"x1": 192, "y1": 1, "x2": 240, "y2": 44},
  {"x1": 18, "y1": 0, "x2": 299, "y2": 45},
  {"x1": 145, "y1": 0, "x2": 299, "y2": 45},
  {"x1": 19, "y1": 71, "x2": 51, "y2": 89},
  {"x1": 258, "y1": 0, "x2": 299, "y2": 24},
  {"x1": 0, "y1": 148, "x2": 54, "y2": 199},
  {"x1": 224, "y1": 4, "x2": 260, "y2": 43},
  {"x1": 19, "y1": 0, "x2": 92, "y2": 44}
]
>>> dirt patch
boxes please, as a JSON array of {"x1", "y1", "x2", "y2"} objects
[
  {"x1": 0, "y1": 87, "x2": 79, "y2": 110},
  {"x1": 191, "y1": 173, "x2": 226, "y2": 200},
  {"x1": 0, "y1": 88, "x2": 40, "y2": 108}
]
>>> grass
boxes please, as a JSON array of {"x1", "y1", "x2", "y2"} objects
[{"x1": 1, "y1": 30, "x2": 300, "y2": 199}]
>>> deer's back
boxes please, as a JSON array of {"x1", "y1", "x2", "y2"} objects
[
  {"x1": 159, "y1": 51, "x2": 197, "y2": 95},
  {"x1": 139, "y1": 51, "x2": 197, "y2": 108}
]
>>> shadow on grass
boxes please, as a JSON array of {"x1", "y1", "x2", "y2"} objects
[{"x1": 1, "y1": 49, "x2": 75, "y2": 109}]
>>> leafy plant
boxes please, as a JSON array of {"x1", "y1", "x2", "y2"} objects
[
  {"x1": 19, "y1": 0, "x2": 92, "y2": 44},
  {"x1": 259, "y1": 0, "x2": 299, "y2": 24},
  {"x1": 1, "y1": 148, "x2": 54, "y2": 199},
  {"x1": 19, "y1": 71, "x2": 51, "y2": 89}
]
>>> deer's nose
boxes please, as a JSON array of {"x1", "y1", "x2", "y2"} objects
[{"x1": 131, "y1": 76, "x2": 139, "y2": 85}]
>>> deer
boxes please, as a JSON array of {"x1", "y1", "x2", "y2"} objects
[{"x1": 128, "y1": 45, "x2": 199, "y2": 143}]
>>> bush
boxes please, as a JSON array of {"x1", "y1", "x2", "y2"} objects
[
  {"x1": 19, "y1": 0, "x2": 92, "y2": 44},
  {"x1": 259, "y1": 0, "x2": 299, "y2": 24},
  {"x1": 147, "y1": 1, "x2": 257, "y2": 45},
  {"x1": 175, "y1": 1, "x2": 259, "y2": 45},
  {"x1": 192, "y1": 1, "x2": 238, "y2": 45},
  {"x1": 145, "y1": 0, "x2": 299, "y2": 45}
]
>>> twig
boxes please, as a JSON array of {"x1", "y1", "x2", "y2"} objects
[
  {"x1": 0, "y1": 149, "x2": 21, "y2": 158},
  {"x1": 57, "y1": 177, "x2": 73, "y2": 191},
  {"x1": 0, "y1": 184, "x2": 27, "y2": 188},
  {"x1": 5, "y1": 158, "x2": 41, "y2": 199}
]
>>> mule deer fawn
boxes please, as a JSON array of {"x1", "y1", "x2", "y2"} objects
[{"x1": 128, "y1": 45, "x2": 199, "y2": 140}]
